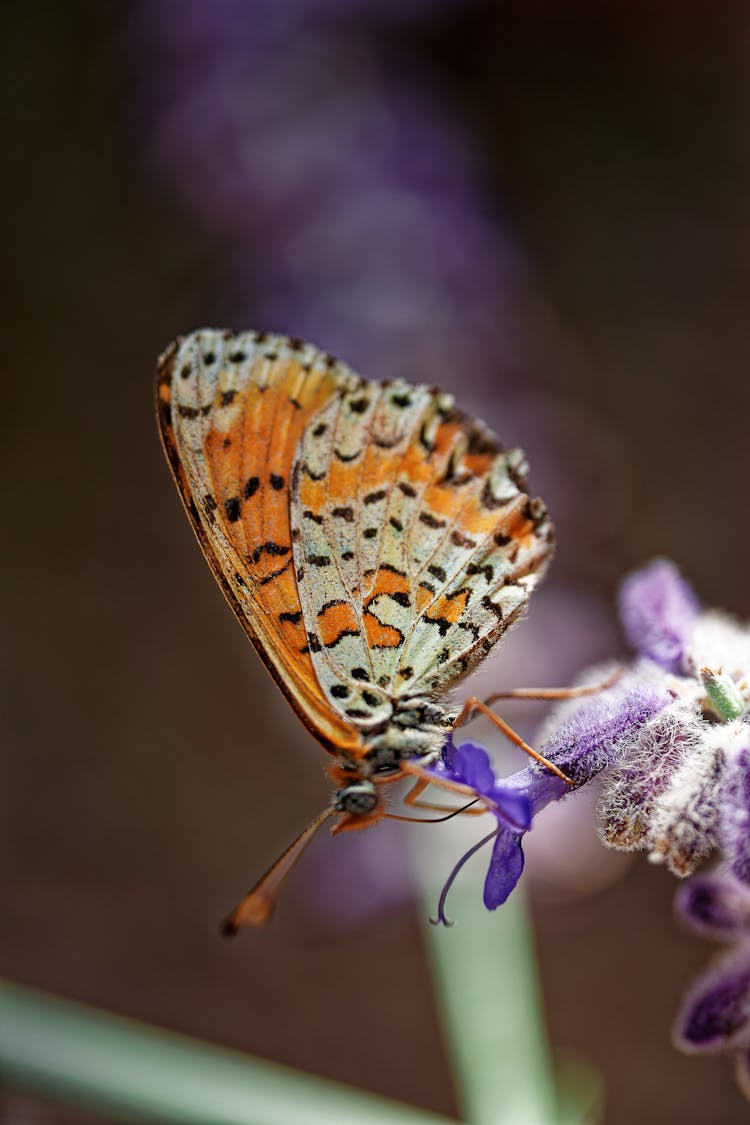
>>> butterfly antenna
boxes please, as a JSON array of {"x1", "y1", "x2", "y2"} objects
[{"x1": 221, "y1": 806, "x2": 336, "y2": 934}]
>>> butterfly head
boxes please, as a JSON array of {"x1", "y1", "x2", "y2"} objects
[{"x1": 334, "y1": 780, "x2": 379, "y2": 816}]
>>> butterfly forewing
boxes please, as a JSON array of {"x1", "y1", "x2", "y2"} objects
[{"x1": 156, "y1": 329, "x2": 362, "y2": 753}]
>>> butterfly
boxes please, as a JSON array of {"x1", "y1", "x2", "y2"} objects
[{"x1": 156, "y1": 329, "x2": 564, "y2": 929}]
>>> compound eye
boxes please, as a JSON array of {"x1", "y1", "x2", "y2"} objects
[{"x1": 335, "y1": 782, "x2": 378, "y2": 815}]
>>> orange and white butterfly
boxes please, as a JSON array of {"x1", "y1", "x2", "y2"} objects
[{"x1": 156, "y1": 329, "x2": 558, "y2": 928}]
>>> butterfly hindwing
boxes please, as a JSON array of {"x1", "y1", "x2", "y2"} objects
[{"x1": 290, "y1": 377, "x2": 554, "y2": 723}]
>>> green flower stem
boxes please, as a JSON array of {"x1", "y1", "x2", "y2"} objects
[
  {"x1": 0, "y1": 979, "x2": 453, "y2": 1125},
  {"x1": 411, "y1": 833, "x2": 561, "y2": 1125}
]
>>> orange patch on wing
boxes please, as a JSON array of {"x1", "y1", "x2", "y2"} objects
[
  {"x1": 297, "y1": 475, "x2": 328, "y2": 514},
  {"x1": 398, "y1": 441, "x2": 436, "y2": 492},
  {"x1": 364, "y1": 613, "x2": 403, "y2": 649},
  {"x1": 368, "y1": 567, "x2": 411, "y2": 599},
  {"x1": 426, "y1": 588, "x2": 470, "y2": 629},
  {"x1": 416, "y1": 584, "x2": 435, "y2": 613},
  {"x1": 316, "y1": 602, "x2": 361, "y2": 648},
  {"x1": 327, "y1": 458, "x2": 361, "y2": 505},
  {"x1": 463, "y1": 451, "x2": 496, "y2": 476},
  {"x1": 499, "y1": 505, "x2": 536, "y2": 549}
]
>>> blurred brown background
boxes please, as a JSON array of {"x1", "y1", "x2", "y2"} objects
[{"x1": 3, "y1": 2, "x2": 750, "y2": 1122}]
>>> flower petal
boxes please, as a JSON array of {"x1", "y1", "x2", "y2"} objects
[
  {"x1": 452, "y1": 741, "x2": 496, "y2": 796},
  {"x1": 721, "y1": 741, "x2": 750, "y2": 885},
  {"x1": 646, "y1": 729, "x2": 724, "y2": 877},
  {"x1": 483, "y1": 827, "x2": 525, "y2": 910},
  {"x1": 596, "y1": 696, "x2": 705, "y2": 860},
  {"x1": 491, "y1": 787, "x2": 533, "y2": 832},
  {"x1": 674, "y1": 945, "x2": 750, "y2": 1053},
  {"x1": 676, "y1": 874, "x2": 750, "y2": 940},
  {"x1": 618, "y1": 558, "x2": 699, "y2": 672}
]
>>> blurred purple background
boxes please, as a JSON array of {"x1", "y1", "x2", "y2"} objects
[{"x1": 3, "y1": 2, "x2": 750, "y2": 1122}]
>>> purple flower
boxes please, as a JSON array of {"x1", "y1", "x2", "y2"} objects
[
  {"x1": 427, "y1": 741, "x2": 531, "y2": 924},
  {"x1": 675, "y1": 947, "x2": 750, "y2": 1053},
  {"x1": 618, "y1": 557, "x2": 699, "y2": 673},
  {"x1": 674, "y1": 871, "x2": 750, "y2": 1095},
  {"x1": 721, "y1": 739, "x2": 750, "y2": 885},
  {"x1": 561, "y1": 560, "x2": 750, "y2": 878},
  {"x1": 427, "y1": 679, "x2": 670, "y2": 923},
  {"x1": 676, "y1": 873, "x2": 750, "y2": 941}
]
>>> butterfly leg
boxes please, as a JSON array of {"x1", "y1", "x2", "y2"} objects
[
  {"x1": 454, "y1": 697, "x2": 575, "y2": 786},
  {"x1": 480, "y1": 665, "x2": 624, "y2": 708},
  {"x1": 400, "y1": 759, "x2": 499, "y2": 807}
]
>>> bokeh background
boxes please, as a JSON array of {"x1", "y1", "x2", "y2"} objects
[{"x1": 4, "y1": 2, "x2": 750, "y2": 1122}]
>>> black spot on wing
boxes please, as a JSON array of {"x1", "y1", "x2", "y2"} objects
[
  {"x1": 303, "y1": 463, "x2": 326, "y2": 481},
  {"x1": 258, "y1": 559, "x2": 292, "y2": 585},
  {"x1": 390, "y1": 591, "x2": 411, "y2": 607},
  {"x1": 324, "y1": 629, "x2": 361, "y2": 649},
  {"x1": 252, "y1": 542, "x2": 290, "y2": 563},
  {"x1": 178, "y1": 404, "x2": 212, "y2": 419},
  {"x1": 481, "y1": 594, "x2": 505, "y2": 622},
  {"x1": 419, "y1": 512, "x2": 446, "y2": 529},
  {"x1": 423, "y1": 616, "x2": 452, "y2": 638},
  {"x1": 451, "y1": 530, "x2": 477, "y2": 549},
  {"x1": 467, "y1": 562, "x2": 494, "y2": 583},
  {"x1": 379, "y1": 562, "x2": 407, "y2": 578},
  {"x1": 482, "y1": 481, "x2": 513, "y2": 511}
]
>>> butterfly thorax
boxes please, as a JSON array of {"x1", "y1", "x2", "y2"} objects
[{"x1": 330, "y1": 694, "x2": 454, "y2": 820}]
